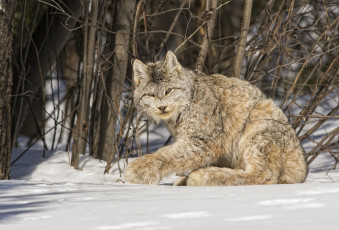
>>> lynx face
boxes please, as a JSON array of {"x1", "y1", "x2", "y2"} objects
[{"x1": 133, "y1": 52, "x2": 192, "y2": 123}]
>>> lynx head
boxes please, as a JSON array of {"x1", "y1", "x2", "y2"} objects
[{"x1": 133, "y1": 51, "x2": 192, "y2": 123}]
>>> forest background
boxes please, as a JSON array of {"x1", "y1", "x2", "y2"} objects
[{"x1": 0, "y1": 0, "x2": 338, "y2": 180}]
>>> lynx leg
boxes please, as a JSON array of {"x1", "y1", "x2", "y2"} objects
[
  {"x1": 187, "y1": 144, "x2": 282, "y2": 186},
  {"x1": 124, "y1": 140, "x2": 220, "y2": 185},
  {"x1": 186, "y1": 166, "x2": 278, "y2": 186},
  {"x1": 279, "y1": 148, "x2": 308, "y2": 184}
]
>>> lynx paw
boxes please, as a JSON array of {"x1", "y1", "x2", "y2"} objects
[
  {"x1": 124, "y1": 157, "x2": 161, "y2": 185},
  {"x1": 173, "y1": 176, "x2": 188, "y2": 186},
  {"x1": 186, "y1": 168, "x2": 209, "y2": 186}
]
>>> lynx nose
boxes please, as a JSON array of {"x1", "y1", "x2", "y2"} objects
[{"x1": 158, "y1": 106, "x2": 167, "y2": 112}]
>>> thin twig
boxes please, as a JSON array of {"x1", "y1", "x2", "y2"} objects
[
  {"x1": 154, "y1": 0, "x2": 188, "y2": 60},
  {"x1": 232, "y1": 0, "x2": 253, "y2": 79},
  {"x1": 196, "y1": 0, "x2": 219, "y2": 71}
]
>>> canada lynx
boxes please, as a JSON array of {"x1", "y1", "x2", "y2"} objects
[{"x1": 124, "y1": 51, "x2": 308, "y2": 186}]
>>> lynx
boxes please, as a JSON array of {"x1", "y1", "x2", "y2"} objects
[{"x1": 124, "y1": 51, "x2": 308, "y2": 186}]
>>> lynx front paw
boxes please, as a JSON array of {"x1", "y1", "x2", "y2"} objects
[{"x1": 124, "y1": 156, "x2": 161, "y2": 185}]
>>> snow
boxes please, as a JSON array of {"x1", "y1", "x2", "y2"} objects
[
  {"x1": 2, "y1": 90, "x2": 339, "y2": 229},
  {"x1": 0, "y1": 148, "x2": 339, "y2": 229}
]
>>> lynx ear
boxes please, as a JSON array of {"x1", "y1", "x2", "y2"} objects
[
  {"x1": 133, "y1": 59, "x2": 148, "y2": 87},
  {"x1": 163, "y1": 51, "x2": 182, "y2": 73}
]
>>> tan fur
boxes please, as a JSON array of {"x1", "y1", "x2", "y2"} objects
[{"x1": 124, "y1": 51, "x2": 308, "y2": 186}]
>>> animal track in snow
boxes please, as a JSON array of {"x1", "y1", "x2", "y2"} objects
[
  {"x1": 285, "y1": 202, "x2": 324, "y2": 209},
  {"x1": 97, "y1": 221, "x2": 161, "y2": 230},
  {"x1": 298, "y1": 189, "x2": 339, "y2": 195},
  {"x1": 258, "y1": 198, "x2": 314, "y2": 206},
  {"x1": 21, "y1": 215, "x2": 51, "y2": 221},
  {"x1": 225, "y1": 215, "x2": 271, "y2": 222},
  {"x1": 257, "y1": 198, "x2": 324, "y2": 209},
  {"x1": 162, "y1": 211, "x2": 210, "y2": 219}
]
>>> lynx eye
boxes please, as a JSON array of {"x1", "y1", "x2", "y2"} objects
[
  {"x1": 165, "y1": 88, "x2": 172, "y2": 95},
  {"x1": 147, "y1": 93, "x2": 156, "y2": 98}
]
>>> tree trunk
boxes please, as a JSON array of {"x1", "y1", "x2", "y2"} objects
[
  {"x1": 97, "y1": 0, "x2": 136, "y2": 164},
  {"x1": 71, "y1": 0, "x2": 99, "y2": 169},
  {"x1": 0, "y1": 0, "x2": 17, "y2": 180},
  {"x1": 11, "y1": 0, "x2": 83, "y2": 146},
  {"x1": 232, "y1": 0, "x2": 253, "y2": 79}
]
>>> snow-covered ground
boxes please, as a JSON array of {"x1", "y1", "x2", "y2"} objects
[
  {"x1": 1, "y1": 148, "x2": 339, "y2": 229},
  {"x1": 2, "y1": 92, "x2": 339, "y2": 229}
]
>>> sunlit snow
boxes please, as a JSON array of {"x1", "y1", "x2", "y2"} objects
[{"x1": 1, "y1": 148, "x2": 339, "y2": 229}]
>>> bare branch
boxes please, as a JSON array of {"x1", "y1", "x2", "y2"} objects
[
  {"x1": 196, "y1": 0, "x2": 219, "y2": 71},
  {"x1": 232, "y1": 0, "x2": 253, "y2": 79}
]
